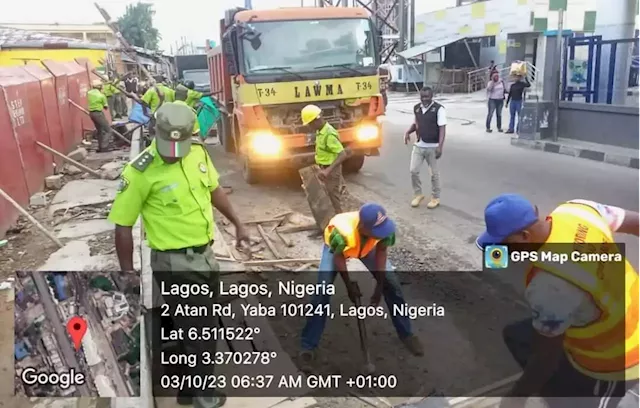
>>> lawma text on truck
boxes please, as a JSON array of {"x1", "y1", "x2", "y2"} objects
[{"x1": 207, "y1": 6, "x2": 386, "y2": 184}]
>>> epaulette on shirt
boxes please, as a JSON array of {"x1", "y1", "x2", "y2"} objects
[{"x1": 130, "y1": 150, "x2": 155, "y2": 172}]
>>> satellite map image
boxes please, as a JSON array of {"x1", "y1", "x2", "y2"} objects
[{"x1": 14, "y1": 271, "x2": 141, "y2": 398}]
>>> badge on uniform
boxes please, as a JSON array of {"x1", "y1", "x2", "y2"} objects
[
  {"x1": 199, "y1": 162, "x2": 207, "y2": 173},
  {"x1": 118, "y1": 177, "x2": 129, "y2": 193}
]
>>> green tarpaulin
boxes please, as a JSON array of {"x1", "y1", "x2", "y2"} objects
[{"x1": 197, "y1": 97, "x2": 221, "y2": 138}]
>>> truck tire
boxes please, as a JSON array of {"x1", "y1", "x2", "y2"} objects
[
  {"x1": 242, "y1": 154, "x2": 259, "y2": 184},
  {"x1": 342, "y1": 155, "x2": 365, "y2": 174},
  {"x1": 218, "y1": 116, "x2": 235, "y2": 153}
]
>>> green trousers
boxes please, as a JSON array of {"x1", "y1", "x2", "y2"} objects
[{"x1": 150, "y1": 246, "x2": 220, "y2": 398}]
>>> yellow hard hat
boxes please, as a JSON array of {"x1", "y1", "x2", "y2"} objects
[
  {"x1": 91, "y1": 79, "x2": 102, "y2": 88},
  {"x1": 301, "y1": 104, "x2": 322, "y2": 125}
]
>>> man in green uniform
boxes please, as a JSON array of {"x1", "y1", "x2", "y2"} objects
[
  {"x1": 87, "y1": 80, "x2": 112, "y2": 152},
  {"x1": 300, "y1": 104, "x2": 351, "y2": 213},
  {"x1": 141, "y1": 79, "x2": 176, "y2": 136},
  {"x1": 108, "y1": 102, "x2": 249, "y2": 408},
  {"x1": 174, "y1": 85, "x2": 202, "y2": 138}
]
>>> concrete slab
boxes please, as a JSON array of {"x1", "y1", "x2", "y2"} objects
[
  {"x1": 510, "y1": 137, "x2": 638, "y2": 169},
  {"x1": 37, "y1": 240, "x2": 119, "y2": 271},
  {"x1": 49, "y1": 179, "x2": 119, "y2": 215},
  {"x1": 55, "y1": 219, "x2": 113, "y2": 239}
]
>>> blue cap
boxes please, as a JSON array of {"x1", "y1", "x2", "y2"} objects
[
  {"x1": 359, "y1": 203, "x2": 396, "y2": 239},
  {"x1": 476, "y1": 194, "x2": 538, "y2": 250}
]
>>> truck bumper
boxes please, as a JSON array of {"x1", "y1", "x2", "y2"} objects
[{"x1": 249, "y1": 146, "x2": 380, "y2": 170}]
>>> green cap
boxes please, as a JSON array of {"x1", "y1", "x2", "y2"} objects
[
  {"x1": 155, "y1": 102, "x2": 196, "y2": 158},
  {"x1": 175, "y1": 84, "x2": 189, "y2": 102}
]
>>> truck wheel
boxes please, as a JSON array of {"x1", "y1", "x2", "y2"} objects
[
  {"x1": 242, "y1": 155, "x2": 259, "y2": 184},
  {"x1": 342, "y1": 155, "x2": 365, "y2": 174},
  {"x1": 218, "y1": 116, "x2": 235, "y2": 153}
]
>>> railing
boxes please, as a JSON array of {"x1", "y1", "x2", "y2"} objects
[{"x1": 467, "y1": 61, "x2": 540, "y2": 98}]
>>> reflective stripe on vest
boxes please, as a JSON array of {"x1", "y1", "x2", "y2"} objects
[
  {"x1": 323, "y1": 212, "x2": 379, "y2": 259},
  {"x1": 525, "y1": 202, "x2": 639, "y2": 381}
]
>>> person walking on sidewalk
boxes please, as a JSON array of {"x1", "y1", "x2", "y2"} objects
[
  {"x1": 298, "y1": 203, "x2": 424, "y2": 372},
  {"x1": 404, "y1": 86, "x2": 446, "y2": 209},
  {"x1": 505, "y1": 75, "x2": 530, "y2": 134},
  {"x1": 87, "y1": 80, "x2": 112, "y2": 153},
  {"x1": 301, "y1": 104, "x2": 351, "y2": 213},
  {"x1": 476, "y1": 194, "x2": 639, "y2": 408},
  {"x1": 486, "y1": 72, "x2": 506, "y2": 133},
  {"x1": 109, "y1": 102, "x2": 250, "y2": 408}
]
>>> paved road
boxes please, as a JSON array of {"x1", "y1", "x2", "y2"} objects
[
  {"x1": 31, "y1": 272, "x2": 91, "y2": 396},
  {"x1": 347, "y1": 96, "x2": 639, "y2": 293}
]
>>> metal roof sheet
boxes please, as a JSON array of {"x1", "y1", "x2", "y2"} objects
[{"x1": 0, "y1": 26, "x2": 107, "y2": 49}]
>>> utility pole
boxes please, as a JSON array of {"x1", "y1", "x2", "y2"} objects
[{"x1": 551, "y1": 8, "x2": 564, "y2": 142}]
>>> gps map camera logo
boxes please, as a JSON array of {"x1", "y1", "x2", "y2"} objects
[{"x1": 485, "y1": 245, "x2": 509, "y2": 269}]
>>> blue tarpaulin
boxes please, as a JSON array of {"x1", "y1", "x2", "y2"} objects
[
  {"x1": 129, "y1": 102, "x2": 151, "y2": 125},
  {"x1": 15, "y1": 341, "x2": 28, "y2": 360}
]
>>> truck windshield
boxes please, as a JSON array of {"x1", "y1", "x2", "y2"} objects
[{"x1": 242, "y1": 18, "x2": 376, "y2": 74}]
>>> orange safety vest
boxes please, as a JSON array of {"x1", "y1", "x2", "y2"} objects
[
  {"x1": 525, "y1": 202, "x2": 639, "y2": 381},
  {"x1": 324, "y1": 212, "x2": 380, "y2": 259}
]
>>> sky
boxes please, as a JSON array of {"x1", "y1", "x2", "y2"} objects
[{"x1": 0, "y1": 0, "x2": 445, "y2": 54}]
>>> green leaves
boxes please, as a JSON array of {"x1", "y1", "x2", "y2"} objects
[{"x1": 117, "y1": 2, "x2": 161, "y2": 50}]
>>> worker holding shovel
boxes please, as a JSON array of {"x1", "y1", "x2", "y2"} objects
[{"x1": 298, "y1": 203, "x2": 424, "y2": 373}]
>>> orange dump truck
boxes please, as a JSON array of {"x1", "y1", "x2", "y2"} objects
[{"x1": 208, "y1": 7, "x2": 385, "y2": 184}]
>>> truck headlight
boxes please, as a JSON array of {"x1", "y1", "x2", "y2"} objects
[
  {"x1": 356, "y1": 124, "x2": 379, "y2": 142},
  {"x1": 249, "y1": 132, "x2": 282, "y2": 156}
]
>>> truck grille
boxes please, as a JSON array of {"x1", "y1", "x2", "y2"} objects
[{"x1": 263, "y1": 101, "x2": 370, "y2": 135}]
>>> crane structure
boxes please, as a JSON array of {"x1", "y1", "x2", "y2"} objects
[{"x1": 315, "y1": 0, "x2": 413, "y2": 63}]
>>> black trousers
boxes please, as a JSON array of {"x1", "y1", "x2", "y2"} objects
[
  {"x1": 504, "y1": 318, "x2": 635, "y2": 408},
  {"x1": 89, "y1": 111, "x2": 111, "y2": 151}
]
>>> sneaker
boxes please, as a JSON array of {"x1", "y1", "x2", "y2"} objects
[
  {"x1": 426, "y1": 198, "x2": 440, "y2": 209},
  {"x1": 194, "y1": 395, "x2": 227, "y2": 408},
  {"x1": 402, "y1": 335, "x2": 425, "y2": 356},
  {"x1": 505, "y1": 129, "x2": 514, "y2": 134},
  {"x1": 486, "y1": 129, "x2": 493, "y2": 133},
  {"x1": 411, "y1": 195, "x2": 425, "y2": 207},
  {"x1": 498, "y1": 128, "x2": 504, "y2": 133},
  {"x1": 299, "y1": 350, "x2": 316, "y2": 373}
]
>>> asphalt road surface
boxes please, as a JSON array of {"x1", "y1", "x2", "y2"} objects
[
  {"x1": 347, "y1": 95, "x2": 639, "y2": 294},
  {"x1": 31, "y1": 272, "x2": 91, "y2": 396}
]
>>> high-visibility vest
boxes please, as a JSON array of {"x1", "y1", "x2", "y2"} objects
[
  {"x1": 324, "y1": 212, "x2": 380, "y2": 259},
  {"x1": 525, "y1": 202, "x2": 639, "y2": 381}
]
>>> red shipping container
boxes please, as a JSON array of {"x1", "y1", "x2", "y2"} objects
[
  {"x1": 24, "y1": 64, "x2": 65, "y2": 168},
  {"x1": 42, "y1": 60, "x2": 74, "y2": 152},
  {"x1": 63, "y1": 61, "x2": 92, "y2": 140},
  {"x1": 0, "y1": 68, "x2": 44, "y2": 198},
  {"x1": 0, "y1": 89, "x2": 30, "y2": 238}
]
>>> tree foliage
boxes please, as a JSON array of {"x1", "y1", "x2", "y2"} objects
[{"x1": 117, "y1": 2, "x2": 161, "y2": 50}]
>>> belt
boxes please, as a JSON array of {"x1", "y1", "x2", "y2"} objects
[{"x1": 157, "y1": 240, "x2": 214, "y2": 254}]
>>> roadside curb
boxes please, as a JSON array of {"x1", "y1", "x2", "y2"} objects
[
  {"x1": 126, "y1": 129, "x2": 153, "y2": 408},
  {"x1": 510, "y1": 137, "x2": 639, "y2": 169}
]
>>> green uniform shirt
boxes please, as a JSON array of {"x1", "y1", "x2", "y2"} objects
[
  {"x1": 142, "y1": 85, "x2": 176, "y2": 113},
  {"x1": 87, "y1": 89, "x2": 108, "y2": 112},
  {"x1": 107, "y1": 140, "x2": 220, "y2": 251},
  {"x1": 174, "y1": 100, "x2": 201, "y2": 135},
  {"x1": 186, "y1": 89, "x2": 203, "y2": 108},
  {"x1": 103, "y1": 83, "x2": 120, "y2": 97},
  {"x1": 328, "y1": 229, "x2": 396, "y2": 255},
  {"x1": 315, "y1": 122, "x2": 344, "y2": 166}
]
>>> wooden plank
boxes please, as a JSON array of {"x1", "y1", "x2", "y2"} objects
[
  {"x1": 277, "y1": 224, "x2": 317, "y2": 234},
  {"x1": 219, "y1": 298, "x2": 254, "y2": 354},
  {"x1": 257, "y1": 224, "x2": 282, "y2": 259},
  {"x1": 299, "y1": 165, "x2": 336, "y2": 232}
]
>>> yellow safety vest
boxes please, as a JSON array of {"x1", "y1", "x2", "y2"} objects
[
  {"x1": 323, "y1": 212, "x2": 380, "y2": 259},
  {"x1": 525, "y1": 202, "x2": 639, "y2": 381}
]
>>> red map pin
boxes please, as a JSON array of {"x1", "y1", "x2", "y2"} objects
[{"x1": 67, "y1": 316, "x2": 88, "y2": 351}]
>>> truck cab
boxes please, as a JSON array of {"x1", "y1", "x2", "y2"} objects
[{"x1": 208, "y1": 7, "x2": 385, "y2": 183}]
